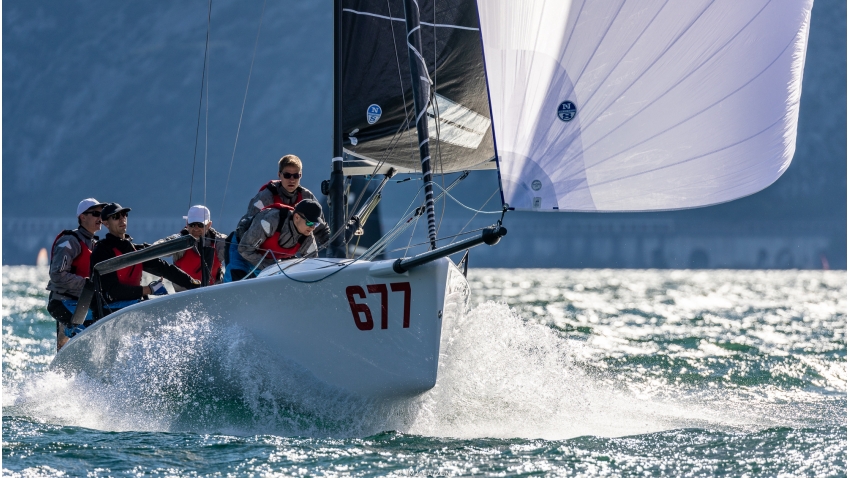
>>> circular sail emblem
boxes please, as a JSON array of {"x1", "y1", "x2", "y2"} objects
[
  {"x1": 366, "y1": 104, "x2": 382, "y2": 125},
  {"x1": 557, "y1": 101, "x2": 577, "y2": 122},
  {"x1": 531, "y1": 180, "x2": 542, "y2": 191}
]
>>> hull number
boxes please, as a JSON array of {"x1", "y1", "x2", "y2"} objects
[{"x1": 346, "y1": 282, "x2": 411, "y2": 331}]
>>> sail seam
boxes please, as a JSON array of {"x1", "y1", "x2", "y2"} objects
[{"x1": 564, "y1": 0, "x2": 784, "y2": 180}]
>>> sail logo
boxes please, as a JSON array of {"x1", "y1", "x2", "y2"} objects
[
  {"x1": 531, "y1": 180, "x2": 542, "y2": 191},
  {"x1": 366, "y1": 104, "x2": 382, "y2": 124},
  {"x1": 557, "y1": 101, "x2": 577, "y2": 122}
]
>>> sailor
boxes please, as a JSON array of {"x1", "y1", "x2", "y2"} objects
[
  {"x1": 45, "y1": 198, "x2": 106, "y2": 351},
  {"x1": 224, "y1": 155, "x2": 329, "y2": 281},
  {"x1": 88, "y1": 203, "x2": 200, "y2": 324},
  {"x1": 156, "y1": 205, "x2": 227, "y2": 290},
  {"x1": 227, "y1": 199, "x2": 321, "y2": 279}
]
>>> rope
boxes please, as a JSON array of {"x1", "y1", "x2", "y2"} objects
[
  {"x1": 188, "y1": 0, "x2": 212, "y2": 210},
  {"x1": 431, "y1": 182, "x2": 503, "y2": 214},
  {"x1": 219, "y1": 0, "x2": 267, "y2": 225},
  {"x1": 448, "y1": 187, "x2": 500, "y2": 246},
  {"x1": 385, "y1": 227, "x2": 487, "y2": 254}
]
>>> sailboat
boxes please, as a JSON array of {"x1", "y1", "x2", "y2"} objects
[{"x1": 52, "y1": 0, "x2": 813, "y2": 400}]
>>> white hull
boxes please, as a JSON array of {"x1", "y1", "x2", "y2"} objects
[{"x1": 51, "y1": 257, "x2": 470, "y2": 400}]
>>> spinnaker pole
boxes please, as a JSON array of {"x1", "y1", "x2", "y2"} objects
[
  {"x1": 402, "y1": 0, "x2": 437, "y2": 250},
  {"x1": 328, "y1": 0, "x2": 346, "y2": 258}
]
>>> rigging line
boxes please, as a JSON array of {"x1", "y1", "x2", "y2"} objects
[
  {"x1": 385, "y1": 0, "x2": 418, "y2": 175},
  {"x1": 356, "y1": 181, "x2": 428, "y2": 261},
  {"x1": 428, "y1": 8, "x2": 447, "y2": 237},
  {"x1": 188, "y1": 0, "x2": 212, "y2": 211},
  {"x1": 447, "y1": 187, "x2": 500, "y2": 247},
  {"x1": 404, "y1": 211, "x2": 422, "y2": 257},
  {"x1": 430, "y1": 90, "x2": 447, "y2": 236},
  {"x1": 204, "y1": 29, "x2": 210, "y2": 208},
  {"x1": 386, "y1": 227, "x2": 487, "y2": 253},
  {"x1": 219, "y1": 0, "x2": 267, "y2": 226},
  {"x1": 341, "y1": 8, "x2": 479, "y2": 31},
  {"x1": 430, "y1": 182, "x2": 502, "y2": 214}
]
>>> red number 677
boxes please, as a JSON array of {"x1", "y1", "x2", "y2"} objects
[{"x1": 345, "y1": 282, "x2": 411, "y2": 331}]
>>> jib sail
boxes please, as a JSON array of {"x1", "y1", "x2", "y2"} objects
[{"x1": 478, "y1": 0, "x2": 813, "y2": 212}]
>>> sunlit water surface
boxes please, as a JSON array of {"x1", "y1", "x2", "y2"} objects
[{"x1": 3, "y1": 266, "x2": 845, "y2": 476}]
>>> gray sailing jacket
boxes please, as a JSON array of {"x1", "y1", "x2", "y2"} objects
[
  {"x1": 46, "y1": 228, "x2": 97, "y2": 300},
  {"x1": 243, "y1": 183, "x2": 329, "y2": 248},
  {"x1": 237, "y1": 208, "x2": 318, "y2": 270}
]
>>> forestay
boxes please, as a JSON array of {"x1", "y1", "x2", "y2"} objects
[
  {"x1": 340, "y1": 0, "x2": 495, "y2": 173},
  {"x1": 478, "y1": 0, "x2": 813, "y2": 211}
]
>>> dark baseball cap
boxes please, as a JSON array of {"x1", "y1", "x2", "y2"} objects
[
  {"x1": 101, "y1": 203, "x2": 132, "y2": 219},
  {"x1": 294, "y1": 199, "x2": 322, "y2": 224}
]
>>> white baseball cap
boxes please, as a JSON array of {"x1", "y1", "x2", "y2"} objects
[
  {"x1": 184, "y1": 205, "x2": 211, "y2": 225},
  {"x1": 76, "y1": 198, "x2": 106, "y2": 216}
]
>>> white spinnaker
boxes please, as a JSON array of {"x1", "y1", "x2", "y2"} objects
[{"x1": 477, "y1": 0, "x2": 812, "y2": 211}]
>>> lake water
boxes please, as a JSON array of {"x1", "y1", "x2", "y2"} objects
[{"x1": 2, "y1": 266, "x2": 846, "y2": 476}]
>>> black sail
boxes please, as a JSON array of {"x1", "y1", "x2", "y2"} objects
[{"x1": 340, "y1": 0, "x2": 494, "y2": 173}]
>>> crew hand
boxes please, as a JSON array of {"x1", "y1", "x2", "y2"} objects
[
  {"x1": 149, "y1": 279, "x2": 168, "y2": 296},
  {"x1": 187, "y1": 278, "x2": 202, "y2": 290},
  {"x1": 64, "y1": 324, "x2": 86, "y2": 338},
  {"x1": 314, "y1": 224, "x2": 330, "y2": 246}
]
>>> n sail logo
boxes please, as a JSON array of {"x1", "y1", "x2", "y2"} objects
[
  {"x1": 557, "y1": 101, "x2": 577, "y2": 122},
  {"x1": 366, "y1": 104, "x2": 382, "y2": 124}
]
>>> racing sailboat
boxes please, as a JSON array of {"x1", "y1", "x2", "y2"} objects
[{"x1": 52, "y1": 0, "x2": 813, "y2": 401}]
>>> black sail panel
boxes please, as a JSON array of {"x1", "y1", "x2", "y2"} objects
[{"x1": 340, "y1": 0, "x2": 494, "y2": 173}]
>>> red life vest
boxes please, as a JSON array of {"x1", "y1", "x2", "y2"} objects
[
  {"x1": 258, "y1": 204, "x2": 305, "y2": 259},
  {"x1": 112, "y1": 247, "x2": 144, "y2": 286},
  {"x1": 174, "y1": 240, "x2": 222, "y2": 283},
  {"x1": 50, "y1": 230, "x2": 93, "y2": 278},
  {"x1": 259, "y1": 181, "x2": 302, "y2": 206}
]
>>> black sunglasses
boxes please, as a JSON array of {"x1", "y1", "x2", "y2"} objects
[
  {"x1": 83, "y1": 211, "x2": 101, "y2": 218},
  {"x1": 280, "y1": 172, "x2": 302, "y2": 179},
  {"x1": 187, "y1": 222, "x2": 206, "y2": 228},
  {"x1": 107, "y1": 212, "x2": 128, "y2": 220},
  {"x1": 298, "y1": 214, "x2": 318, "y2": 227}
]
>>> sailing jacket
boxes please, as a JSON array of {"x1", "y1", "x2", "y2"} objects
[
  {"x1": 90, "y1": 232, "x2": 199, "y2": 303},
  {"x1": 156, "y1": 227, "x2": 227, "y2": 287},
  {"x1": 241, "y1": 183, "x2": 329, "y2": 248},
  {"x1": 46, "y1": 228, "x2": 98, "y2": 301},
  {"x1": 237, "y1": 207, "x2": 318, "y2": 270}
]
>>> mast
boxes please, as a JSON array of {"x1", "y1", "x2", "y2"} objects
[
  {"x1": 328, "y1": 0, "x2": 346, "y2": 258},
  {"x1": 402, "y1": 0, "x2": 437, "y2": 250}
]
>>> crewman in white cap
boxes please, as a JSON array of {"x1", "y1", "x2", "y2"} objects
[
  {"x1": 156, "y1": 205, "x2": 227, "y2": 289},
  {"x1": 45, "y1": 198, "x2": 106, "y2": 351}
]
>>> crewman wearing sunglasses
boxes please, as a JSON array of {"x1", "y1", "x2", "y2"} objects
[
  {"x1": 228, "y1": 154, "x2": 329, "y2": 253},
  {"x1": 226, "y1": 199, "x2": 322, "y2": 280},
  {"x1": 156, "y1": 205, "x2": 227, "y2": 289},
  {"x1": 45, "y1": 198, "x2": 106, "y2": 350},
  {"x1": 88, "y1": 203, "x2": 201, "y2": 321}
]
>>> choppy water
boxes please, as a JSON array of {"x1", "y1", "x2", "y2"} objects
[{"x1": 3, "y1": 266, "x2": 846, "y2": 476}]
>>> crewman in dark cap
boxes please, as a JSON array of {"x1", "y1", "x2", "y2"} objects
[
  {"x1": 224, "y1": 199, "x2": 321, "y2": 281},
  {"x1": 224, "y1": 154, "x2": 328, "y2": 281},
  {"x1": 85, "y1": 203, "x2": 201, "y2": 327}
]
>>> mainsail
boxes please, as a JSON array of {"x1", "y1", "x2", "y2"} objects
[
  {"x1": 340, "y1": 0, "x2": 495, "y2": 173},
  {"x1": 478, "y1": 0, "x2": 813, "y2": 212}
]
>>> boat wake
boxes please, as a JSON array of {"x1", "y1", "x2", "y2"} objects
[{"x1": 6, "y1": 301, "x2": 833, "y2": 439}]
